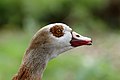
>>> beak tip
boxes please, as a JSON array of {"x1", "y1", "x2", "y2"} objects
[{"x1": 87, "y1": 40, "x2": 92, "y2": 45}]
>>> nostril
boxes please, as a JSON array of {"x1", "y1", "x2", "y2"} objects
[{"x1": 76, "y1": 35, "x2": 80, "y2": 37}]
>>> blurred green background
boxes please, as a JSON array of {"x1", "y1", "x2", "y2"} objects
[{"x1": 0, "y1": 0, "x2": 120, "y2": 80}]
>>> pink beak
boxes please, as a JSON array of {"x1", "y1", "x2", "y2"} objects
[{"x1": 70, "y1": 32, "x2": 92, "y2": 47}]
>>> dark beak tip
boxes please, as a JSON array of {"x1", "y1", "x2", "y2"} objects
[
  {"x1": 87, "y1": 43, "x2": 92, "y2": 45},
  {"x1": 87, "y1": 40, "x2": 92, "y2": 45}
]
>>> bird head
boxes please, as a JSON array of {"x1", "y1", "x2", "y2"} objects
[{"x1": 30, "y1": 23, "x2": 92, "y2": 59}]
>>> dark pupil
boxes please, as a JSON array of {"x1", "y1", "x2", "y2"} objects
[{"x1": 57, "y1": 29, "x2": 61, "y2": 33}]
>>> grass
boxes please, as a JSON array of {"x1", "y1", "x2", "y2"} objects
[{"x1": 0, "y1": 30, "x2": 120, "y2": 80}]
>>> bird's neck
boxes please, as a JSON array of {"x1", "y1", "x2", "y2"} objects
[{"x1": 12, "y1": 46, "x2": 52, "y2": 80}]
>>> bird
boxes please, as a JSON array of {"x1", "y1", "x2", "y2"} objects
[{"x1": 12, "y1": 23, "x2": 92, "y2": 80}]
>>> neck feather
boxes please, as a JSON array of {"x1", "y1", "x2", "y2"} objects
[{"x1": 12, "y1": 46, "x2": 51, "y2": 80}]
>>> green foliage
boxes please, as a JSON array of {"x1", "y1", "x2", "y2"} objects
[{"x1": 0, "y1": 0, "x2": 119, "y2": 31}]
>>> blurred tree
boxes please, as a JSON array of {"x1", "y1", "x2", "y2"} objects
[
  {"x1": 92, "y1": 0, "x2": 120, "y2": 30},
  {"x1": 38, "y1": 0, "x2": 73, "y2": 25},
  {"x1": 0, "y1": 0, "x2": 120, "y2": 31},
  {"x1": 0, "y1": 0, "x2": 24, "y2": 29}
]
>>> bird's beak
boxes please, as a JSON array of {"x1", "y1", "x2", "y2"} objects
[{"x1": 70, "y1": 31, "x2": 92, "y2": 47}]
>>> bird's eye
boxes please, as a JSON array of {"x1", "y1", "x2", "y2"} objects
[
  {"x1": 50, "y1": 25, "x2": 64, "y2": 37},
  {"x1": 56, "y1": 29, "x2": 62, "y2": 34}
]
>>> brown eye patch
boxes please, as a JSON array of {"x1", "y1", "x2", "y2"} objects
[{"x1": 50, "y1": 25, "x2": 64, "y2": 37}]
